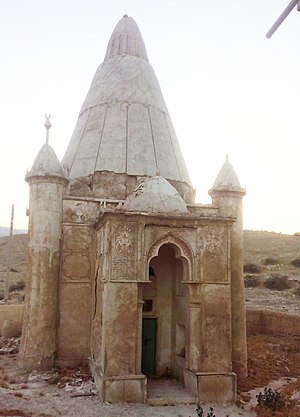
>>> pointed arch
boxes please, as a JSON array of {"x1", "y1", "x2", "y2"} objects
[{"x1": 147, "y1": 233, "x2": 194, "y2": 282}]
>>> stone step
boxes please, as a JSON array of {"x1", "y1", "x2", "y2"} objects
[
  {"x1": 147, "y1": 395, "x2": 196, "y2": 406},
  {"x1": 146, "y1": 377, "x2": 197, "y2": 406}
]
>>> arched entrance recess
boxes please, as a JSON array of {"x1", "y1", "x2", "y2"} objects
[{"x1": 140, "y1": 235, "x2": 193, "y2": 383}]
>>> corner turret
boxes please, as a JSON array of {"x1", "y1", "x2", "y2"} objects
[
  {"x1": 20, "y1": 117, "x2": 69, "y2": 370},
  {"x1": 209, "y1": 156, "x2": 247, "y2": 381}
]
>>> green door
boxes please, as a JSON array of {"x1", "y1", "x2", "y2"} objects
[{"x1": 142, "y1": 318, "x2": 157, "y2": 375}]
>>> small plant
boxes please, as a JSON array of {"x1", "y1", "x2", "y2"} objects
[
  {"x1": 196, "y1": 403, "x2": 204, "y2": 417},
  {"x1": 291, "y1": 258, "x2": 300, "y2": 267},
  {"x1": 206, "y1": 407, "x2": 216, "y2": 417},
  {"x1": 264, "y1": 275, "x2": 290, "y2": 291},
  {"x1": 256, "y1": 387, "x2": 285, "y2": 411},
  {"x1": 195, "y1": 405, "x2": 221, "y2": 417},
  {"x1": 244, "y1": 275, "x2": 259, "y2": 288},
  {"x1": 243, "y1": 263, "x2": 261, "y2": 273}
]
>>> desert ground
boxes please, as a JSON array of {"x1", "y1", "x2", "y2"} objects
[{"x1": 0, "y1": 230, "x2": 300, "y2": 416}]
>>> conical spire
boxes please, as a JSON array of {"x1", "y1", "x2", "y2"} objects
[
  {"x1": 211, "y1": 155, "x2": 243, "y2": 191},
  {"x1": 62, "y1": 16, "x2": 192, "y2": 197}
]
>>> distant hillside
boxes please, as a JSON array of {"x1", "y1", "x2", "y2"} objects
[
  {"x1": 0, "y1": 226, "x2": 28, "y2": 237},
  {"x1": 243, "y1": 230, "x2": 300, "y2": 266}
]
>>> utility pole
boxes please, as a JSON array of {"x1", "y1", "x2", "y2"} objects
[
  {"x1": 4, "y1": 204, "x2": 14, "y2": 304},
  {"x1": 266, "y1": 0, "x2": 300, "y2": 38}
]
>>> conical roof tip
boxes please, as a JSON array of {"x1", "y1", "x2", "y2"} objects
[
  {"x1": 104, "y1": 15, "x2": 149, "y2": 62},
  {"x1": 26, "y1": 143, "x2": 67, "y2": 180},
  {"x1": 212, "y1": 156, "x2": 243, "y2": 190}
]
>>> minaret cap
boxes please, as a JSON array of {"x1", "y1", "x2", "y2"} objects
[
  {"x1": 209, "y1": 155, "x2": 246, "y2": 194},
  {"x1": 25, "y1": 117, "x2": 68, "y2": 182}
]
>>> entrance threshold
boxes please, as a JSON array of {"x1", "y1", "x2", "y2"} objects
[{"x1": 147, "y1": 377, "x2": 197, "y2": 406}]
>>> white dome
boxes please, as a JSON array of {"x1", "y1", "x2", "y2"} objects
[{"x1": 122, "y1": 176, "x2": 188, "y2": 214}]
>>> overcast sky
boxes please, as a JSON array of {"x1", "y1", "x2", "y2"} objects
[{"x1": 1, "y1": 0, "x2": 300, "y2": 234}]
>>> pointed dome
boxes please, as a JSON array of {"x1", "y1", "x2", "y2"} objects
[
  {"x1": 62, "y1": 16, "x2": 192, "y2": 192},
  {"x1": 26, "y1": 144, "x2": 66, "y2": 180},
  {"x1": 121, "y1": 176, "x2": 188, "y2": 214}
]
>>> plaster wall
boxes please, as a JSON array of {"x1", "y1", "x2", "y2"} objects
[
  {"x1": 57, "y1": 223, "x2": 95, "y2": 366},
  {"x1": 210, "y1": 192, "x2": 247, "y2": 379},
  {"x1": 100, "y1": 282, "x2": 138, "y2": 376},
  {"x1": 201, "y1": 284, "x2": 232, "y2": 372}
]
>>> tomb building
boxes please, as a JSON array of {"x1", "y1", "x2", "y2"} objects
[{"x1": 20, "y1": 15, "x2": 247, "y2": 403}]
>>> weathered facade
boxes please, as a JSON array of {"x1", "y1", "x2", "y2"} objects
[{"x1": 20, "y1": 16, "x2": 247, "y2": 404}]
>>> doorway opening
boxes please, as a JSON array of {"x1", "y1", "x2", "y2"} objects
[
  {"x1": 141, "y1": 243, "x2": 188, "y2": 382},
  {"x1": 142, "y1": 318, "x2": 157, "y2": 375}
]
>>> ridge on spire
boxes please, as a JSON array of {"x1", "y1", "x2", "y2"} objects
[{"x1": 104, "y1": 15, "x2": 149, "y2": 61}]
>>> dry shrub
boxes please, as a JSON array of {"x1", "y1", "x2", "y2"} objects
[
  {"x1": 9, "y1": 280, "x2": 25, "y2": 293},
  {"x1": 263, "y1": 257, "x2": 279, "y2": 266},
  {"x1": 244, "y1": 275, "x2": 259, "y2": 287},
  {"x1": 244, "y1": 263, "x2": 261, "y2": 273},
  {"x1": 264, "y1": 275, "x2": 290, "y2": 291},
  {"x1": 291, "y1": 258, "x2": 300, "y2": 268}
]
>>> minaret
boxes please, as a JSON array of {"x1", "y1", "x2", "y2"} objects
[
  {"x1": 20, "y1": 116, "x2": 69, "y2": 370},
  {"x1": 209, "y1": 155, "x2": 247, "y2": 381}
]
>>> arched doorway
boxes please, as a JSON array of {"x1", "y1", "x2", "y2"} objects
[{"x1": 141, "y1": 243, "x2": 188, "y2": 382}]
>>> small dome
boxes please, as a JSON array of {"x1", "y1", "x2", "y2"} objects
[
  {"x1": 26, "y1": 144, "x2": 67, "y2": 180},
  {"x1": 122, "y1": 176, "x2": 188, "y2": 214},
  {"x1": 212, "y1": 156, "x2": 242, "y2": 191}
]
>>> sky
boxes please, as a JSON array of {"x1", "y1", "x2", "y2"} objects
[{"x1": 1, "y1": 0, "x2": 300, "y2": 234}]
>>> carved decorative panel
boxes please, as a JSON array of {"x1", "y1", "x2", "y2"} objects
[{"x1": 115, "y1": 225, "x2": 134, "y2": 256}]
